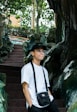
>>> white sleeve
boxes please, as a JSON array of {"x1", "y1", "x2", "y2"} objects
[
  {"x1": 21, "y1": 65, "x2": 30, "y2": 84},
  {"x1": 44, "y1": 68, "x2": 50, "y2": 87}
]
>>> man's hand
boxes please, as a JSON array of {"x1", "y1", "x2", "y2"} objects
[{"x1": 22, "y1": 82, "x2": 32, "y2": 107}]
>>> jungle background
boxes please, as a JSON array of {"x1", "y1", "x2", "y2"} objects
[{"x1": 0, "y1": 0, "x2": 77, "y2": 112}]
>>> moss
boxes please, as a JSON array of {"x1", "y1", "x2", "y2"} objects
[
  {"x1": 63, "y1": 70, "x2": 77, "y2": 91},
  {"x1": 0, "y1": 73, "x2": 6, "y2": 84},
  {"x1": 0, "y1": 73, "x2": 7, "y2": 112},
  {"x1": 67, "y1": 102, "x2": 77, "y2": 112}
]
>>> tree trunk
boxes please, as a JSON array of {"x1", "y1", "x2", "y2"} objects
[
  {"x1": 0, "y1": 14, "x2": 4, "y2": 48},
  {"x1": 55, "y1": 13, "x2": 62, "y2": 43},
  {"x1": 47, "y1": 0, "x2": 77, "y2": 79},
  {"x1": 47, "y1": 0, "x2": 77, "y2": 101},
  {"x1": 31, "y1": 0, "x2": 36, "y2": 30},
  {"x1": 36, "y1": 0, "x2": 40, "y2": 34}
]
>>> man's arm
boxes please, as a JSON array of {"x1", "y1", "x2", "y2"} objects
[
  {"x1": 48, "y1": 88, "x2": 54, "y2": 101},
  {"x1": 22, "y1": 82, "x2": 32, "y2": 107},
  {"x1": 48, "y1": 89, "x2": 52, "y2": 95}
]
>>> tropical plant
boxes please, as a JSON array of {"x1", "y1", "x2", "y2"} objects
[{"x1": 0, "y1": 73, "x2": 7, "y2": 112}]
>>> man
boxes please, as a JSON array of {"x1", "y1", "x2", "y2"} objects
[{"x1": 21, "y1": 42, "x2": 59, "y2": 112}]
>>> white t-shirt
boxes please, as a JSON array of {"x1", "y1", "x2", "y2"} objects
[{"x1": 21, "y1": 62, "x2": 54, "y2": 108}]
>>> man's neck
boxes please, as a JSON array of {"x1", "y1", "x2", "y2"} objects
[{"x1": 32, "y1": 59, "x2": 41, "y2": 66}]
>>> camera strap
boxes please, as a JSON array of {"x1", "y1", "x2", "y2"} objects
[{"x1": 31, "y1": 61, "x2": 48, "y2": 94}]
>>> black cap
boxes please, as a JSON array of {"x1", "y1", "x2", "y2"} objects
[{"x1": 30, "y1": 42, "x2": 47, "y2": 51}]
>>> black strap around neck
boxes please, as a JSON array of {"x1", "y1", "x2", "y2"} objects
[
  {"x1": 42, "y1": 68, "x2": 48, "y2": 91},
  {"x1": 31, "y1": 61, "x2": 48, "y2": 94}
]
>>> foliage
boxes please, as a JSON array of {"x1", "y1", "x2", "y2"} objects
[
  {"x1": 0, "y1": 0, "x2": 26, "y2": 13},
  {"x1": 0, "y1": 0, "x2": 54, "y2": 31},
  {"x1": 0, "y1": 3, "x2": 14, "y2": 63},
  {"x1": 0, "y1": 33, "x2": 14, "y2": 63},
  {"x1": 67, "y1": 101, "x2": 77, "y2": 112},
  {"x1": 8, "y1": 26, "x2": 28, "y2": 37},
  {"x1": 8, "y1": 24, "x2": 52, "y2": 37},
  {"x1": 39, "y1": 25, "x2": 49, "y2": 33},
  {"x1": 47, "y1": 27, "x2": 56, "y2": 42},
  {"x1": 0, "y1": 73, "x2": 7, "y2": 112}
]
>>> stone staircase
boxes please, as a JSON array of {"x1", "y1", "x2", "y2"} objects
[
  {"x1": 56, "y1": 99, "x2": 66, "y2": 112},
  {"x1": 6, "y1": 73, "x2": 26, "y2": 112},
  {"x1": 6, "y1": 73, "x2": 67, "y2": 112}
]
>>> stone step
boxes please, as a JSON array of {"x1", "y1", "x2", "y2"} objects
[
  {"x1": 13, "y1": 45, "x2": 24, "y2": 52},
  {"x1": 8, "y1": 99, "x2": 25, "y2": 107},
  {"x1": 55, "y1": 99, "x2": 66, "y2": 107},
  {"x1": 14, "y1": 45, "x2": 24, "y2": 49},
  {"x1": 6, "y1": 87, "x2": 66, "y2": 108},
  {"x1": 6, "y1": 83, "x2": 22, "y2": 91},
  {"x1": 7, "y1": 107, "x2": 66, "y2": 112},
  {"x1": 0, "y1": 45, "x2": 24, "y2": 68},
  {"x1": 6, "y1": 76, "x2": 20, "y2": 83},
  {"x1": 9, "y1": 47, "x2": 24, "y2": 53},
  {"x1": 7, "y1": 107, "x2": 27, "y2": 112},
  {"x1": 59, "y1": 108, "x2": 67, "y2": 112},
  {"x1": 7, "y1": 98, "x2": 65, "y2": 108},
  {"x1": 7, "y1": 91, "x2": 24, "y2": 99}
]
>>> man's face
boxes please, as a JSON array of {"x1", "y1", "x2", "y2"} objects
[{"x1": 31, "y1": 48, "x2": 45, "y2": 61}]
